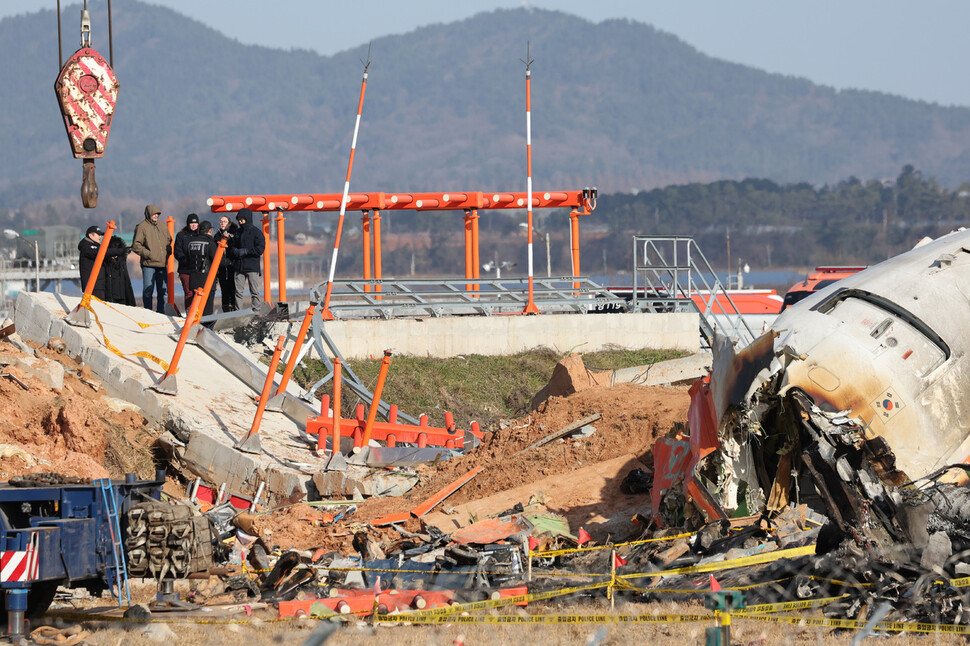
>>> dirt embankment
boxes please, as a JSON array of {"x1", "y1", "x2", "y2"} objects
[
  {"x1": 356, "y1": 382, "x2": 690, "y2": 521},
  {"x1": 0, "y1": 338, "x2": 159, "y2": 480}
]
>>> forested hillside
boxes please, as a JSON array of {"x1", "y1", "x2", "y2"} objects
[{"x1": 3, "y1": 1, "x2": 970, "y2": 215}]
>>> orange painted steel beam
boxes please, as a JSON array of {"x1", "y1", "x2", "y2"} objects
[
  {"x1": 360, "y1": 350, "x2": 392, "y2": 447},
  {"x1": 372, "y1": 210, "x2": 383, "y2": 299},
  {"x1": 361, "y1": 212, "x2": 371, "y2": 292},
  {"x1": 165, "y1": 216, "x2": 178, "y2": 314},
  {"x1": 208, "y1": 190, "x2": 586, "y2": 213},
  {"x1": 273, "y1": 301, "x2": 315, "y2": 397},
  {"x1": 160, "y1": 238, "x2": 228, "y2": 381},
  {"x1": 463, "y1": 211, "x2": 473, "y2": 291},
  {"x1": 410, "y1": 466, "x2": 483, "y2": 517},
  {"x1": 306, "y1": 414, "x2": 482, "y2": 449},
  {"x1": 261, "y1": 214, "x2": 272, "y2": 305},
  {"x1": 78, "y1": 220, "x2": 116, "y2": 309},
  {"x1": 240, "y1": 334, "x2": 285, "y2": 444},
  {"x1": 275, "y1": 211, "x2": 287, "y2": 303},
  {"x1": 471, "y1": 209, "x2": 481, "y2": 292},
  {"x1": 329, "y1": 357, "x2": 342, "y2": 454}
]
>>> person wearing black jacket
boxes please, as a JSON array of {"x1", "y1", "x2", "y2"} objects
[
  {"x1": 103, "y1": 235, "x2": 136, "y2": 306},
  {"x1": 187, "y1": 221, "x2": 218, "y2": 326},
  {"x1": 213, "y1": 215, "x2": 237, "y2": 312},
  {"x1": 230, "y1": 208, "x2": 265, "y2": 312},
  {"x1": 78, "y1": 225, "x2": 125, "y2": 300},
  {"x1": 173, "y1": 213, "x2": 200, "y2": 311}
]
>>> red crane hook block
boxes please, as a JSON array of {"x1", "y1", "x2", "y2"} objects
[{"x1": 54, "y1": 47, "x2": 119, "y2": 209}]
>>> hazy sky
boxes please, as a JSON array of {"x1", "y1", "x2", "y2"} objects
[{"x1": 7, "y1": 1, "x2": 970, "y2": 106}]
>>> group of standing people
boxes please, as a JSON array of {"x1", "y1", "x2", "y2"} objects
[{"x1": 78, "y1": 205, "x2": 267, "y2": 319}]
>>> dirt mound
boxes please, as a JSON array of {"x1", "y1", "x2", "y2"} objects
[
  {"x1": 0, "y1": 339, "x2": 157, "y2": 480},
  {"x1": 357, "y1": 382, "x2": 691, "y2": 521}
]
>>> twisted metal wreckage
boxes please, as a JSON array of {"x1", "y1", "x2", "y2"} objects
[{"x1": 661, "y1": 228, "x2": 970, "y2": 566}]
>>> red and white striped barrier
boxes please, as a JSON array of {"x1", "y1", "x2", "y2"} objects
[{"x1": 1, "y1": 535, "x2": 39, "y2": 583}]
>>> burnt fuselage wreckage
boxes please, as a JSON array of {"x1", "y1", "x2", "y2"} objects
[{"x1": 691, "y1": 229, "x2": 970, "y2": 570}]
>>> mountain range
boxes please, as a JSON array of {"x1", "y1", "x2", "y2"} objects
[{"x1": 3, "y1": 2, "x2": 970, "y2": 211}]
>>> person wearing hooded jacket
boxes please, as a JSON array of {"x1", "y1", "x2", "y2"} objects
[
  {"x1": 131, "y1": 204, "x2": 172, "y2": 313},
  {"x1": 173, "y1": 213, "x2": 200, "y2": 311},
  {"x1": 78, "y1": 225, "x2": 125, "y2": 300},
  {"x1": 230, "y1": 208, "x2": 265, "y2": 312}
]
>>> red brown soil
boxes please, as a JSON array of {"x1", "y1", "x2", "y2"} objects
[
  {"x1": 356, "y1": 382, "x2": 691, "y2": 522},
  {"x1": 0, "y1": 337, "x2": 156, "y2": 480},
  {"x1": 252, "y1": 501, "x2": 413, "y2": 552}
]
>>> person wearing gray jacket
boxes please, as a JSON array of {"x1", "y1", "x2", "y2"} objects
[{"x1": 131, "y1": 204, "x2": 173, "y2": 313}]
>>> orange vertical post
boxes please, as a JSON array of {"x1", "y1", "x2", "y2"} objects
[
  {"x1": 360, "y1": 350, "x2": 392, "y2": 448},
  {"x1": 522, "y1": 47, "x2": 539, "y2": 314},
  {"x1": 329, "y1": 357, "x2": 343, "y2": 454},
  {"x1": 78, "y1": 220, "x2": 116, "y2": 308},
  {"x1": 275, "y1": 209, "x2": 287, "y2": 304},
  {"x1": 158, "y1": 289, "x2": 204, "y2": 384},
  {"x1": 463, "y1": 211, "x2": 473, "y2": 293},
  {"x1": 570, "y1": 209, "x2": 582, "y2": 291},
  {"x1": 157, "y1": 238, "x2": 227, "y2": 385},
  {"x1": 322, "y1": 56, "x2": 371, "y2": 320},
  {"x1": 471, "y1": 209, "x2": 480, "y2": 294},
  {"x1": 261, "y1": 213, "x2": 272, "y2": 306},
  {"x1": 372, "y1": 209, "x2": 383, "y2": 300},
  {"x1": 273, "y1": 302, "x2": 316, "y2": 397},
  {"x1": 361, "y1": 211, "x2": 371, "y2": 293},
  {"x1": 241, "y1": 334, "x2": 285, "y2": 445},
  {"x1": 165, "y1": 216, "x2": 177, "y2": 313},
  {"x1": 191, "y1": 239, "x2": 227, "y2": 325}
]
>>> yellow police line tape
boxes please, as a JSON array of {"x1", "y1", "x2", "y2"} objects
[
  {"x1": 620, "y1": 544, "x2": 816, "y2": 581},
  {"x1": 740, "y1": 614, "x2": 970, "y2": 634},
  {"x1": 81, "y1": 299, "x2": 171, "y2": 371},
  {"x1": 531, "y1": 531, "x2": 696, "y2": 559},
  {"x1": 45, "y1": 607, "x2": 970, "y2": 634},
  {"x1": 393, "y1": 613, "x2": 713, "y2": 625}
]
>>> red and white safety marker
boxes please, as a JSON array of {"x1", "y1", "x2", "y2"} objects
[
  {"x1": 522, "y1": 43, "x2": 539, "y2": 314},
  {"x1": 322, "y1": 45, "x2": 372, "y2": 321},
  {"x1": 1, "y1": 535, "x2": 39, "y2": 583}
]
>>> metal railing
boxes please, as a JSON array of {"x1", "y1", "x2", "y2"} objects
[
  {"x1": 631, "y1": 236, "x2": 756, "y2": 348},
  {"x1": 307, "y1": 276, "x2": 626, "y2": 318}
]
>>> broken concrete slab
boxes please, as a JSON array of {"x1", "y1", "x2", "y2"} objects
[
  {"x1": 588, "y1": 352, "x2": 711, "y2": 387},
  {"x1": 13, "y1": 292, "x2": 328, "y2": 506},
  {"x1": 312, "y1": 467, "x2": 418, "y2": 498}
]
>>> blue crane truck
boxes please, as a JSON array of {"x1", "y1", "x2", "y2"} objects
[{"x1": 0, "y1": 471, "x2": 168, "y2": 640}]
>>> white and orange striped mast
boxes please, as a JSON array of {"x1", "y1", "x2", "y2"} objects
[
  {"x1": 522, "y1": 43, "x2": 539, "y2": 314},
  {"x1": 322, "y1": 45, "x2": 372, "y2": 321}
]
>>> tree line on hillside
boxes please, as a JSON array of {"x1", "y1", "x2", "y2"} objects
[{"x1": 3, "y1": 166, "x2": 968, "y2": 279}]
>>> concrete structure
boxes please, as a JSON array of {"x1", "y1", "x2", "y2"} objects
[
  {"x1": 13, "y1": 292, "x2": 321, "y2": 506},
  {"x1": 321, "y1": 311, "x2": 699, "y2": 359},
  {"x1": 11, "y1": 291, "x2": 700, "y2": 506}
]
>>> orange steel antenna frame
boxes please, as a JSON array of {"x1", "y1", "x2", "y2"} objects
[{"x1": 208, "y1": 189, "x2": 596, "y2": 302}]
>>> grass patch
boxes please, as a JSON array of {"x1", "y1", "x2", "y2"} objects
[{"x1": 292, "y1": 347, "x2": 690, "y2": 432}]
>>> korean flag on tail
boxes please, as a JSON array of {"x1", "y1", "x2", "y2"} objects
[{"x1": 871, "y1": 389, "x2": 905, "y2": 421}]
